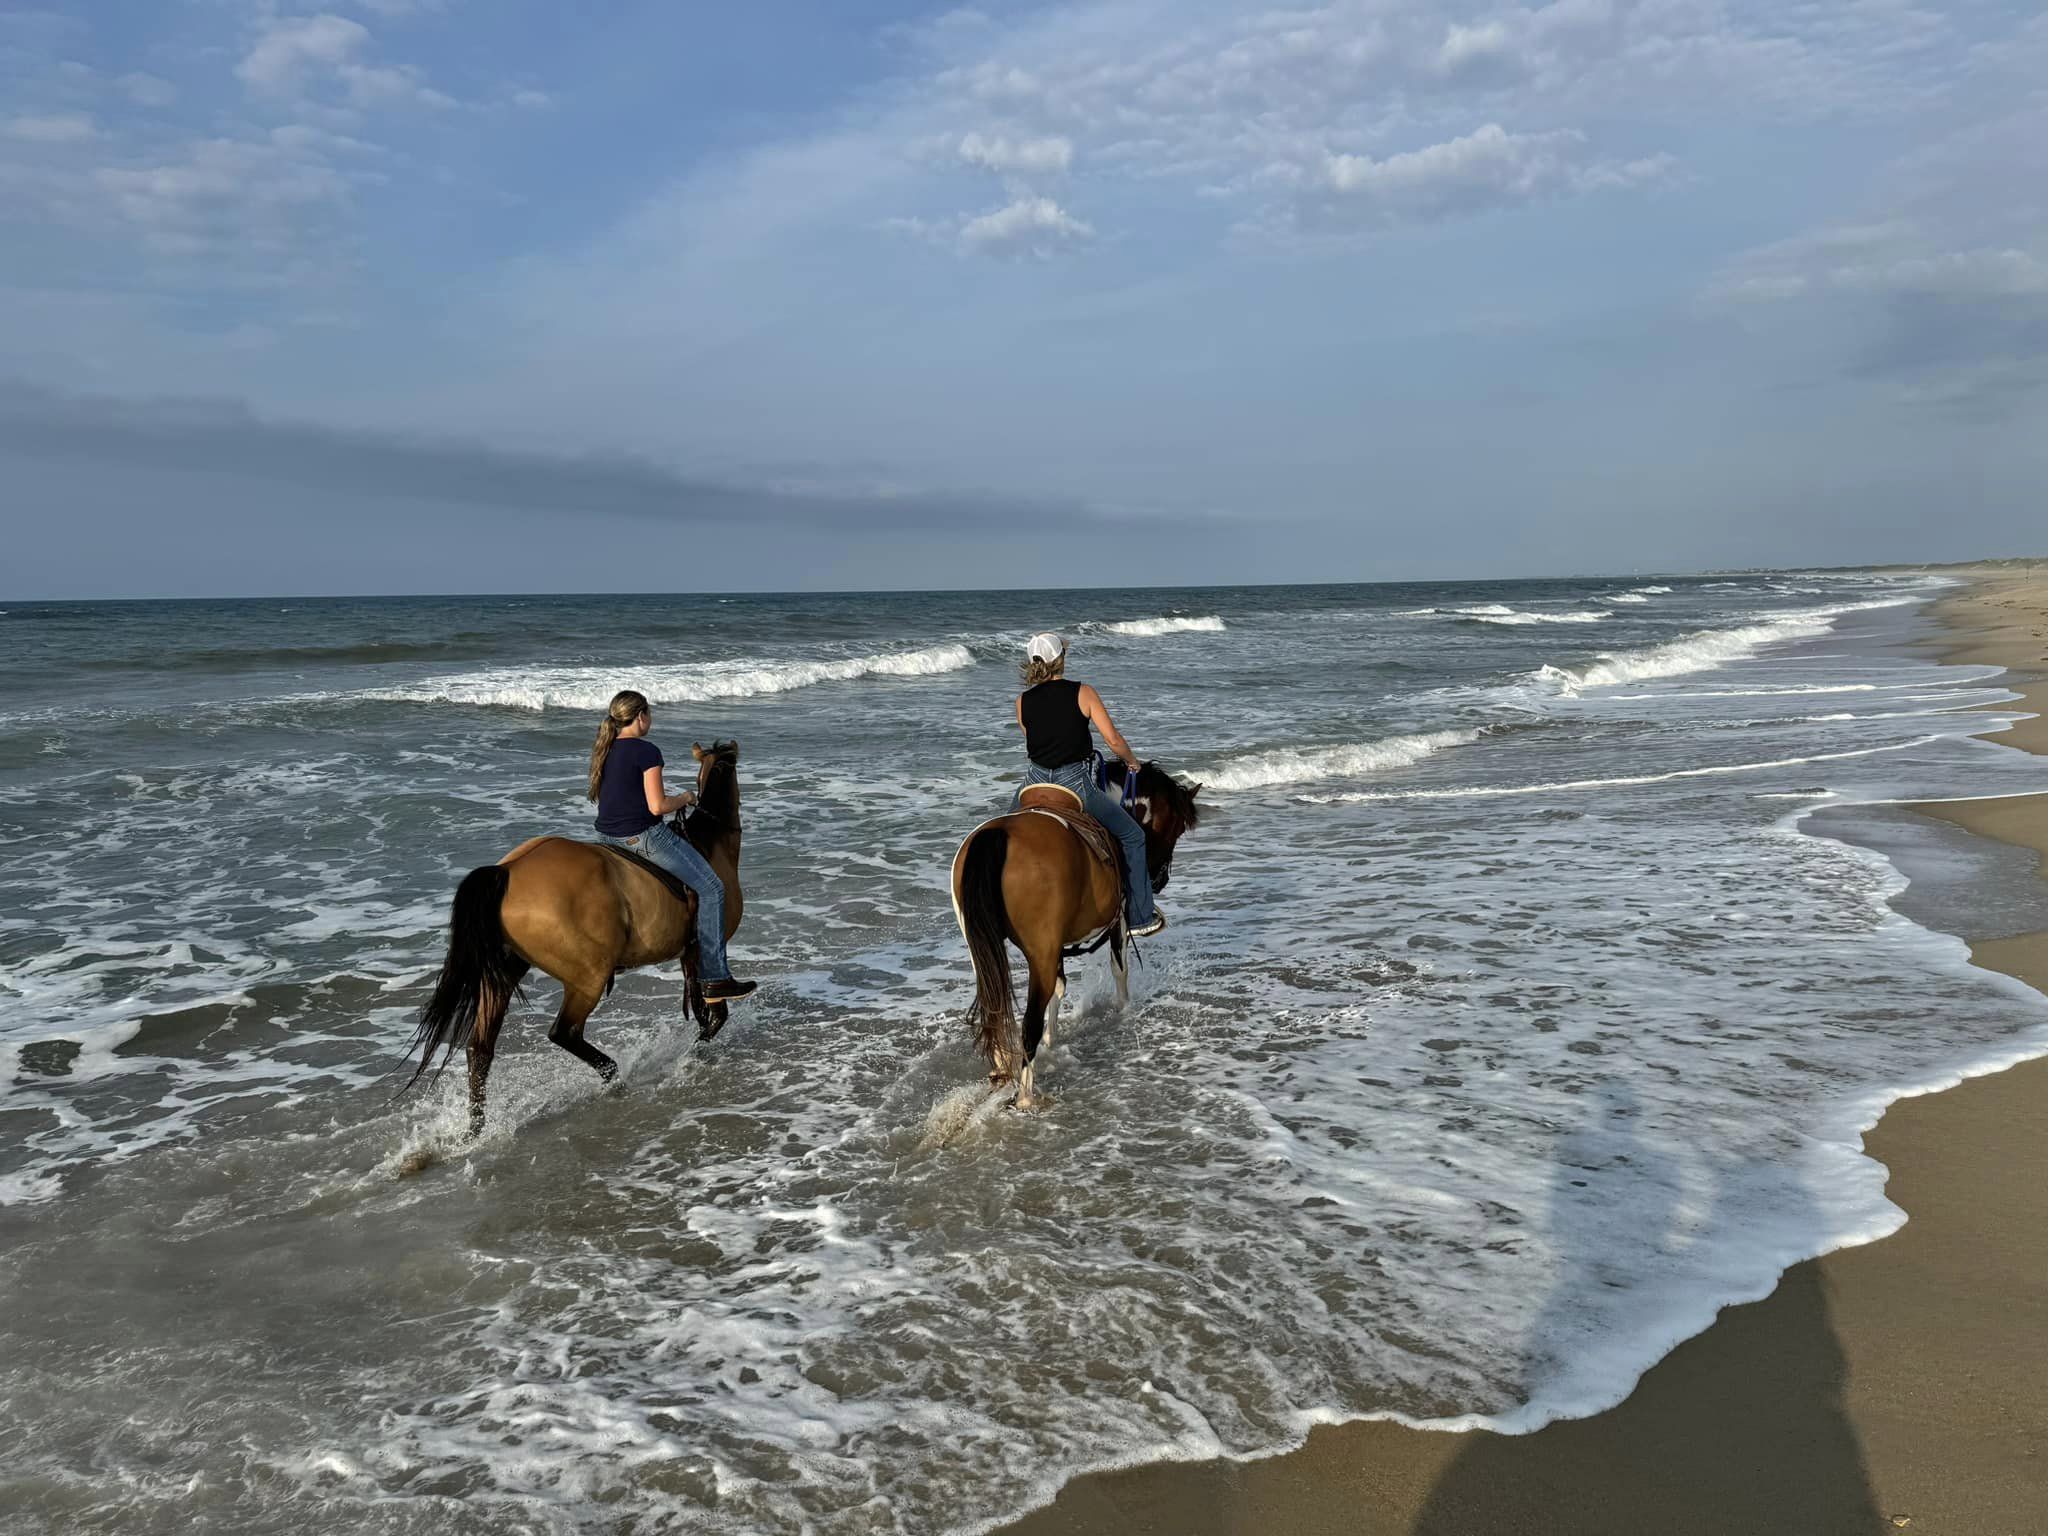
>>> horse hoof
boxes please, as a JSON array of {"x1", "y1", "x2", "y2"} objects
[
  {"x1": 397, "y1": 1147, "x2": 437, "y2": 1177},
  {"x1": 698, "y1": 1017, "x2": 725, "y2": 1044}
]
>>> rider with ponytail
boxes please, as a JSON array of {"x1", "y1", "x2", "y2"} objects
[
  {"x1": 1015, "y1": 634, "x2": 1166, "y2": 937},
  {"x1": 589, "y1": 690, "x2": 755, "y2": 1002}
]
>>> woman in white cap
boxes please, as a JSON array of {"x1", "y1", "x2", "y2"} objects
[{"x1": 1015, "y1": 632, "x2": 1166, "y2": 936}]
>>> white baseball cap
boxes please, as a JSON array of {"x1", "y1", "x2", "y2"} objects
[{"x1": 1026, "y1": 632, "x2": 1065, "y2": 663}]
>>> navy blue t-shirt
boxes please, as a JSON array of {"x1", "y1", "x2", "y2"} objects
[{"x1": 594, "y1": 737, "x2": 663, "y2": 836}]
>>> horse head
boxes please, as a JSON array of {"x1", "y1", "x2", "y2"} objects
[
  {"x1": 1130, "y1": 762, "x2": 1201, "y2": 894},
  {"x1": 688, "y1": 739, "x2": 741, "y2": 830}
]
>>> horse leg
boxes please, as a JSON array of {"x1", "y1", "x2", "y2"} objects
[
  {"x1": 1017, "y1": 944, "x2": 1060, "y2": 1111},
  {"x1": 465, "y1": 998, "x2": 510, "y2": 1138},
  {"x1": 1110, "y1": 932, "x2": 1130, "y2": 1005},
  {"x1": 1042, "y1": 967, "x2": 1065, "y2": 1061},
  {"x1": 989, "y1": 992, "x2": 1018, "y2": 1088},
  {"x1": 547, "y1": 980, "x2": 618, "y2": 1085}
]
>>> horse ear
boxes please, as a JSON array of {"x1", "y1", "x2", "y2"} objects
[
  {"x1": 691, "y1": 742, "x2": 707, "y2": 761},
  {"x1": 1189, "y1": 783, "x2": 1202, "y2": 798}
]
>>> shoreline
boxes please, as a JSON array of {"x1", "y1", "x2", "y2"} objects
[{"x1": 999, "y1": 568, "x2": 2048, "y2": 1536}]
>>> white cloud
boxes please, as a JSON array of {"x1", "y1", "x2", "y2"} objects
[
  {"x1": 271, "y1": 123, "x2": 381, "y2": 157},
  {"x1": 1715, "y1": 232, "x2": 2048, "y2": 305},
  {"x1": 1311, "y1": 123, "x2": 1664, "y2": 225},
  {"x1": 1436, "y1": 19, "x2": 1517, "y2": 76},
  {"x1": 6, "y1": 113, "x2": 98, "y2": 144},
  {"x1": 336, "y1": 62, "x2": 456, "y2": 109},
  {"x1": 959, "y1": 195, "x2": 1093, "y2": 254},
  {"x1": 512, "y1": 89, "x2": 554, "y2": 111},
  {"x1": 1839, "y1": 248, "x2": 2048, "y2": 300},
  {"x1": 117, "y1": 73, "x2": 178, "y2": 108},
  {"x1": 905, "y1": 0, "x2": 1705, "y2": 241},
  {"x1": 897, "y1": 0, "x2": 1995, "y2": 245},
  {"x1": 956, "y1": 131, "x2": 1072, "y2": 175},
  {"x1": 93, "y1": 139, "x2": 355, "y2": 257},
  {"x1": 237, "y1": 14, "x2": 370, "y2": 95},
  {"x1": 233, "y1": 12, "x2": 452, "y2": 109}
]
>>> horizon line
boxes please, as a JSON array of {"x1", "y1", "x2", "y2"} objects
[{"x1": 8, "y1": 557, "x2": 2031, "y2": 607}]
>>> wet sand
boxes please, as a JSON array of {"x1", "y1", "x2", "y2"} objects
[{"x1": 1000, "y1": 566, "x2": 2048, "y2": 1536}]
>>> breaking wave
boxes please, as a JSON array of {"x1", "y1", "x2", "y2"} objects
[
  {"x1": 1097, "y1": 615, "x2": 1227, "y2": 637},
  {"x1": 1533, "y1": 600, "x2": 1916, "y2": 695},
  {"x1": 1201, "y1": 728, "x2": 1484, "y2": 791},
  {"x1": 353, "y1": 644, "x2": 976, "y2": 711},
  {"x1": 1459, "y1": 609, "x2": 1611, "y2": 625},
  {"x1": 1406, "y1": 605, "x2": 1608, "y2": 624}
]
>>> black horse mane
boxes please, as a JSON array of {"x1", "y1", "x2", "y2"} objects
[
  {"x1": 1137, "y1": 761, "x2": 1201, "y2": 834},
  {"x1": 686, "y1": 739, "x2": 741, "y2": 833}
]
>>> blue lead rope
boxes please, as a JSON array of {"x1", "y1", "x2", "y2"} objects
[{"x1": 1088, "y1": 753, "x2": 1142, "y2": 810}]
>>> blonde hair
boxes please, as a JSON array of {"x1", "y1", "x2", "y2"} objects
[
  {"x1": 586, "y1": 690, "x2": 650, "y2": 802},
  {"x1": 1019, "y1": 645, "x2": 1067, "y2": 687}
]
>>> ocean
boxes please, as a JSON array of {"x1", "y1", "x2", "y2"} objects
[{"x1": 2, "y1": 573, "x2": 2045, "y2": 1534}]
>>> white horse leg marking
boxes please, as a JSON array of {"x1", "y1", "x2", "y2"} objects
[
  {"x1": 1112, "y1": 945, "x2": 1130, "y2": 1004},
  {"x1": 1016, "y1": 1057, "x2": 1036, "y2": 1111}
]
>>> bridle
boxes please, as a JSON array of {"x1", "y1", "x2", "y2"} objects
[{"x1": 681, "y1": 750, "x2": 741, "y2": 836}]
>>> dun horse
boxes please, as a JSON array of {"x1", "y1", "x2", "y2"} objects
[
  {"x1": 407, "y1": 739, "x2": 744, "y2": 1133},
  {"x1": 951, "y1": 762, "x2": 1200, "y2": 1109}
]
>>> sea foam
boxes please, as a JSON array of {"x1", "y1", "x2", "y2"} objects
[
  {"x1": 361, "y1": 643, "x2": 976, "y2": 710},
  {"x1": 1299, "y1": 735, "x2": 1945, "y2": 802},
  {"x1": 1462, "y1": 609, "x2": 1610, "y2": 625},
  {"x1": 1412, "y1": 605, "x2": 1609, "y2": 624},
  {"x1": 1201, "y1": 729, "x2": 1483, "y2": 791},
  {"x1": 1535, "y1": 599, "x2": 1916, "y2": 694},
  {"x1": 1099, "y1": 615, "x2": 1227, "y2": 637}
]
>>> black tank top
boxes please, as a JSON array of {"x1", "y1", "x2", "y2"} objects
[{"x1": 1021, "y1": 680, "x2": 1093, "y2": 769}]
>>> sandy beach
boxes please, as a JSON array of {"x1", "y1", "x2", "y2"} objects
[{"x1": 1002, "y1": 567, "x2": 2048, "y2": 1536}]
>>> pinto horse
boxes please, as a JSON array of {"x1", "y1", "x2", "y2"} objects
[
  {"x1": 407, "y1": 739, "x2": 744, "y2": 1134},
  {"x1": 950, "y1": 761, "x2": 1200, "y2": 1109}
]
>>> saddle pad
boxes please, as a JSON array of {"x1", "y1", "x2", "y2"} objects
[
  {"x1": 596, "y1": 841, "x2": 698, "y2": 914},
  {"x1": 1018, "y1": 803, "x2": 1124, "y2": 889}
]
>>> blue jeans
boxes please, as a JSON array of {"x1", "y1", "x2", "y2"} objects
[
  {"x1": 604, "y1": 820, "x2": 731, "y2": 981},
  {"x1": 1019, "y1": 757, "x2": 1155, "y2": 927}
]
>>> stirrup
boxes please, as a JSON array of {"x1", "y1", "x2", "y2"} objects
[{"x1": 1129, "y1": 912, "x2": 1167, "y2": 938}]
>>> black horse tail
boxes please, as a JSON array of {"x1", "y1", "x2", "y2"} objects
[
  {"x1": 957, "y1": 826, "x2": 1014, "y2": 1065},
  {"x1": 405, "y1": 865, "x2": 526, "y2": 1091}
]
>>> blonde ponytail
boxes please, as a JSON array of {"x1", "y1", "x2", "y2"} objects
[
  {"x1": 587, "y1": 690, "x2": 650, "y2": 801},
  {"x1": 1020, "y1": 645, "x2": 1067, "y2": 687}
]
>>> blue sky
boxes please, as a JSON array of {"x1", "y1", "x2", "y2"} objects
[{"x1": 2, "y1": 0, "x2": 2043, "y2": 597}]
